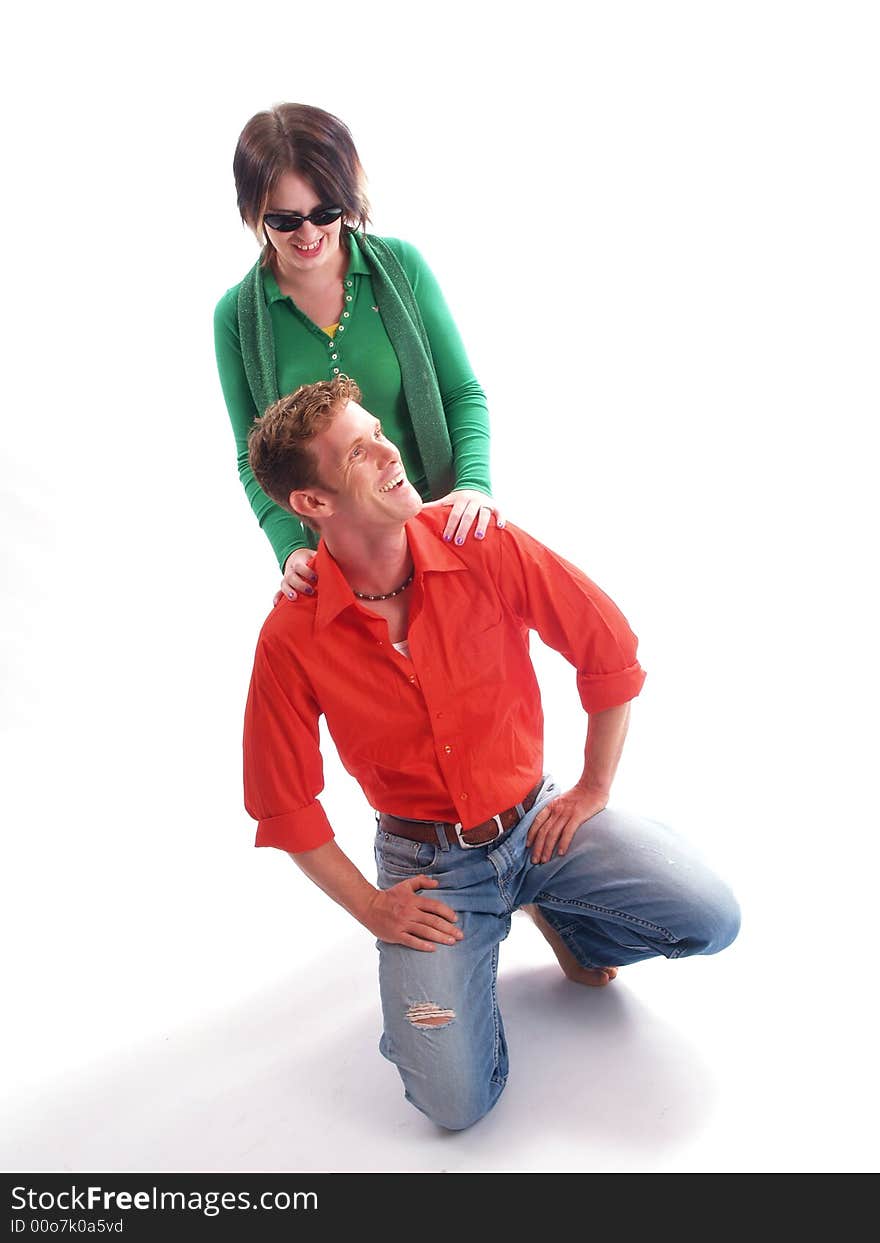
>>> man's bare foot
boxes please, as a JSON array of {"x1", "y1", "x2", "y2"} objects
[{"x1": 522, "y1": 904, "x2": 619, "y2": 987}]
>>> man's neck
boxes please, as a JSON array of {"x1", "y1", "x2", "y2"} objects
[{"x1": 323, "y1": 522, "x2": 413, "y2": 598}]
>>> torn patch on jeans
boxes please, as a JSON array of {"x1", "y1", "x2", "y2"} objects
[{"x1": 406, "y1": 1002, "x2": 456, "y2": 1027}]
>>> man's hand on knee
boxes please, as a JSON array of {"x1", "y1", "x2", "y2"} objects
[
  {"x1": 526, "y1": 785, "x2": 608, "y2": 865},
  {"x1": 365, "y1": 876, "x2": 464, "y2": 951}
]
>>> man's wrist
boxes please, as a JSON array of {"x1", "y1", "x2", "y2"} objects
[
  {"x1": 574, "y1": 779, "x2": 611, "y2": 801},
  {"x1": 347, "y1": 882, "x2": 381, "y2": 928},
  {"x1": 289, "y1": 842, "x2": 380, "y2": 931}
]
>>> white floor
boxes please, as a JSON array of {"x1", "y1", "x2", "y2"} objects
[{"x1": 2, "y1": 827, "x2": 876, "y2": 1173}]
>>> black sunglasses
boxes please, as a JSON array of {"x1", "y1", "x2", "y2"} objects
[{"x1": 262, "y1": 205, "x2": 344, "y2": 233}]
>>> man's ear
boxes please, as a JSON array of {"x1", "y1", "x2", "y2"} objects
[{"x1": 289, "y1": 488, "x2": 335, "y2": 524}]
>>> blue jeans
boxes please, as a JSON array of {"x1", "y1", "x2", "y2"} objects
[{"x1": 374, "y1": 776, "x2": 740, "y2": 1131}]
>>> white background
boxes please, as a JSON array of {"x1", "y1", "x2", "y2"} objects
[{"x1": 2, "y1": 0, "x2": 878, "y2": 1174}]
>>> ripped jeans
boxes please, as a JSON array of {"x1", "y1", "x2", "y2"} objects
[{"x1": 374, "y1": 776, "x2": 740, "y2": 1131}]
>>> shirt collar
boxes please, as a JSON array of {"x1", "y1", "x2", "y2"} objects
[
  {"x1": 345, "y1": 232, "x2": 371, "y2": 276},
  {"x1": 314, "y1": 512, "x2": 468, "y2": 630},
  {"x1": 262, "y1": 233, "x2": 370, "y2": 306}
]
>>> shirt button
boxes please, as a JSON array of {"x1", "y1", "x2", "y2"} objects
[
  {"x1": 338, "y1": 325, "x2": 345, "y2": 332},
  {"x1": 331, "y1": 353, "x2": 338, "y2": 360},
  {"x1": 345, "y1": 280, "x2": 353, "y2": 288},
  {"x1": 345, "y1": 294, "x2": 352, "y2": 302},
  {"x1": 342, "y1": 311, "x2": 350, "y2": 318},
  {"x1": 332, "y1": 367, "x2": 340, "y2": 374},
  {"x1": 328, "y1": 340, "x2": 334, "y2": 349},
  {"x1": 444, "y1": 744, "x2": 453, "y2": 754},
  {"x1": 408, "y1": 674, "x2": 416, "y2": 683},
  {"x1": 461, "y1": 792, "x2": 469, "y2": 800}
]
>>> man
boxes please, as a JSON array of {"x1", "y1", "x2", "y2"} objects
[{"x1": 244, "y1": 376, "x2": 740, "y2": 1131}]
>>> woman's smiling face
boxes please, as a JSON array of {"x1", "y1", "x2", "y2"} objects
[{"x1": 262, "y1": 170, "x2": 344, "y2": 276}]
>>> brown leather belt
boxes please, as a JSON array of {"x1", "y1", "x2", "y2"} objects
[{"x1": 378, "y1": 779, "x2": 544, "y2": 850}]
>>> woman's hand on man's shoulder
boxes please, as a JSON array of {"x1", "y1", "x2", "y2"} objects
[
  {"x1": 422, "y1": 490, "x2": 505, "y2": 546},
  {"x1": 273, "y1": 549, "x2": 319, "y2": 606}
]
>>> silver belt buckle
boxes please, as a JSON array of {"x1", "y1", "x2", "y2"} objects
[{"x1": 453, "y1": 812, "x2": 505, "y2": 850}]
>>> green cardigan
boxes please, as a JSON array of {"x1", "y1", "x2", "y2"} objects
[{"x1": 214, "y1": 234, "x2": 491, "y2": 568}]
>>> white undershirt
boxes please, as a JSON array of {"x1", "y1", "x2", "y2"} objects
[{"x1": 392, "y1": 639, "x2": 412, "y2": 660}]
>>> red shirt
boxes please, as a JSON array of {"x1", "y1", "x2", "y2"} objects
[{"x1": 244, "y1": 510, "x2": 646, "y2": 852}]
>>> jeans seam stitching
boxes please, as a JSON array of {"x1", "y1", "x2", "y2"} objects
[
  {"x1": 491, "y1": 941, "x2": 501, "y2": 1075},
  {"x1": 534, "y1": 889, "x2": 677, "y2": 942}
]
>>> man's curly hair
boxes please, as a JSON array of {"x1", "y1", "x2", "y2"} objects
[{"x1": 247, "y1": 375, "x2": 362, "y2": 520}]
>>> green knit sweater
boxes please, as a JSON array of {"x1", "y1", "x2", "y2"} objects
[{"x1": 214, "y1": 234, "x2": 492, "y2": 569}]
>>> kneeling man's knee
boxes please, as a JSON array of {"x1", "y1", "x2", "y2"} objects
[
  {"x1": 407, "y1": 1077, "x2": 506, "y2": 1132},
  {"x1": 692, "y1": 885, "x2": 741, "y2": 955}
]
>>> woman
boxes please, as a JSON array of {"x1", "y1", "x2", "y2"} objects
[{"x1": 214, "y1": 103, "x2": 503, "y2": 600}]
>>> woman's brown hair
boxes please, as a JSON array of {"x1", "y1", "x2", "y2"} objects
[{"x1": 233, "y1": 103, "x2": 370, "y2": 262}]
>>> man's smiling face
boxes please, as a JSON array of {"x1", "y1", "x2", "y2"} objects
[{"x1": 306, "y1": 400, "x2": 423, "y2": 529}]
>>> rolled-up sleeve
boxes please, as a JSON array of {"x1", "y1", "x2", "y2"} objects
[
  {"x1": 496, "y1": 524, "x2": 647, "y2": 712},
  {"x1": 243, "y1": 633, "x2": 334, "y2": 853}
]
